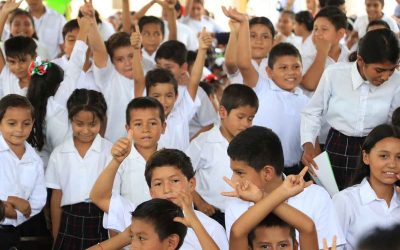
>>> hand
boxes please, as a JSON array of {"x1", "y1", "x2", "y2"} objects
[
  {"x1": 198, "y1": 27, "x2": 212, "y2": 50},
  {"x1": 221, "y1": 177, "x2": 264, "y2": 203},
  {"x1": 7, "y1": 196, "x2": 31, "y2": 218},
  {"x1": 80, "y1": 0, "x2": 95, "y2": 18},
  {"x1": 278, "y1": 167, "x2": 313, "y2": 198},
  {"x1": 221, "y1": 6, "x2": 248, "y2": 23},
  {"x1": 173, "y1": 191, "x2": 200, "y2": 228},
  {"x1": 0, "y1": 0, "x2": 23, "y2": 15},
  {"x1": 130, "y1": 23, "x2": 142, "y2": 50},
  {"x1": 323, "y1": 235, "x2": 336, "y2": 250},
  {"x1": 111, "y1": 130, "x2": 133, "y2": 163},
  {"x1": 154, "y1": 0, "x2": 175, "y2": 11},
  {"x1": 194, "y1": 197, "x2": 216, "y2": 216},
  {"x1": 77, "y1": 16, "x2": 94, "y2": 33},
  {"x1": 312, "y1": 34, "x2": 331, "y2": 55},
  {"x1": 301, "y1": 142, "x2": 319, "y2": 173}
]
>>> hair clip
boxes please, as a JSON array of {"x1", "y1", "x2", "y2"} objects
[{"x1": 29, "y1": 56, "x2": 51, "y2": 76}]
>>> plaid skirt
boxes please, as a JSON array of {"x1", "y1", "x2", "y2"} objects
[
  {"x1": 325, "y1": 128, "x2": 366, "y2": 191},
  {"x1": 53, "y1": 202, "x2": 108, "y2": 250}
]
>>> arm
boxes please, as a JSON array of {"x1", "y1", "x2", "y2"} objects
[
  {"x1": 87, "y1": 226, "x2": 131, "y2": 250},
  {"x1": 122, "y1": 0, "x2": 132, "y2": 33},
  {"x1": 184, "y1": 0, "x2": 193, "y2": 17},
  {"x1": 3, "y1": 201, "x2": 17, "y2": 220},
  {"x1": 50, "y1": 189, "x2": 62, "y2": 239},
  {"x1": 223, "y1": 20, "x2": 239, "y2": 74},
  {"x1": 165, "y1": 3, "x2": 177, "y2": 41},
  {"x1": 132, "y1": 0, "x2": 156, "y2": 22},
  {"x1": 192, "y1": 190, "x2": 216, "y2": 216},
  {"x1": 6, "y1": 197, "x2": 29, "y2": 219},
  {"x1": 130, "y1": 24, "x2": 145, "y2": 98}
]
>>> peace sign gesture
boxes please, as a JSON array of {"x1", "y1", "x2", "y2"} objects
[{"x1": 221, "y1": 177, "x2": 264, "y2": 203}]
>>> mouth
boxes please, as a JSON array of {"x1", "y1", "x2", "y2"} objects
[{"x1": 285, "y1": 77, "x2": 297, "y2": 82}]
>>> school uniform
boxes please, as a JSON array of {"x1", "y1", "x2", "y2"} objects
[
  {"x1": 283, "y1": 33, "x2": 302, "y2": 52},
  {"x1": 163, "y1": 20, "x2": 199, "y2": 51},
  {"x1": 333, "y1": 178, "x2": 400, "y2": 250},
  {"x1": 0, "y1": 135, "x2": 47, "y2": 249},
  {"x1": 225, "y1": 184, "x2": 345, "y2": 249},
  {"x1": 301, "y1": 62, "x2": 400, "y2": 190},
  {"x1": 0, "y1": 65, "x2": 27, "y2": 98},
  {"x1": 180, "y1": 15, "x2": 224, "y2": 34},
  {"x1": 224, "y1": 57, "x2": 269, "y2": 84},
  {"x1": 104, "y1": 194, "x2": 229, "y2": 250},
  {"x1": 98, "y1": 21, "x2": 115, "y2": 41},
  {"x1": 142, "y1": 48, "x2": 157, "y2": 65},
  {"x1": 354, "y1": 14, "x2": 399, "y2": 39},
  {"x1": 45, "y1": 135, "x2": 112, "y2": 249}
]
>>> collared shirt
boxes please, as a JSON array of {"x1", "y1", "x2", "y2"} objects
[
  {"x1": 301, "y1": 62, "x2": 400, "y2": 146},
  {"x1": 354, "y1": 14, "x2": 399, "y2": 39},
  {"x1": 45, "y1": 135, "x2": 113, "y2": 206},
  {"x1": 224, "y1": 57, "x2": 269, "y2": 85},
  {"x1": 0, "y1": 135, "x2": 46, "y2": 226},
  {"x1": 253, "y1": 77, "x2": 309, "y2": 166},
  {"x1": 142, "y1": 48, "x2": 156, "y2": 65},
  {"x1": 333, "y1": 178, "x2": 400, "y2": 250},
  {"x1": 225, "y1": 184, "x2": 345, "y2": 249},
  {"x1": 180, "y1": 16, "x2": 224, "y2": 34},
  {"x1": 283, "y1": 33, "x2": 302, "y2": 52},
  {"x1": 0, "y1": 66, "x2": 26, "y2": 98},
  {"x1": 185, "y1": 125, "x2": 232, "y2": 211},
  {"x1": 163, "y1": 21, "x2": 199, "y2": 51}
]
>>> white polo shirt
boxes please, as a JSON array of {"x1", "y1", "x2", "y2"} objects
[
  {"x1": 225, "y1": 184, "x2": 345, "y2": 249},
  {"x1": 224, "y1": 57, "x2": 269, "y2": 85},
  {"x1": 180, "y1": 16, "x2": 224, "y2": 34},
  {"x1": 0, "y1": 66, "x2": 26, "y2": 98},
  {"x1": 333, "y1": 178, "x2": 400, "y2": 250},
  {"x1": 0, "y1": 135, "x2": 47, "y2": 227},
  {"x1": 353, "y1": 14, "x2": 399, "y2": 39},
  {"x1": 163, "y1": 21, "x2": 199, "y2": 51}
]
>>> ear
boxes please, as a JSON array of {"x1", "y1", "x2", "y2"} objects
[
  {"x1": 337, "y1": 28, "x2": 346, "y2": 40},
  {"x1": 161, "y1": 121, "x2": 167, "y2": 134},
  {"x1": 125, "y1": 124, "x2": 130, "y2": 132},
  {"x1": 188, "y1": 176, "x2": 196, "y2": 192},
  {"x1": 165, "y1": 234, "x2": 180, "y2": 250},
  {"x1": 219, "y1": 105, "x2": 228, "y2": 119},
  {"x1": 362, "y1": 150, "x2": 370, "y2": 165},
  {"x1": 266, "y1": 66, "x2": 273, "y2": 79},
  {"x1": 261, "y1": 165, "x2": 276, "y2": 182}
]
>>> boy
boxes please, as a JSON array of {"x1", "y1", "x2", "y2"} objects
[
  {"x1": 185, "y1": 84, "x2": 258, "y2": 224},
  {"x1": 222, "y1": 126, "x2": 344, "y2": 249},
  {"x1": 139, "y1": 16, "x2": 165, "y2": 64},
  {"x1": 326, "y1": 0, "x2": 346, "y2": 13}
]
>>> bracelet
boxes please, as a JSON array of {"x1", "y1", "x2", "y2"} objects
[{"x1": 97, "y1": 242, "x2": 104, "y2": 250}]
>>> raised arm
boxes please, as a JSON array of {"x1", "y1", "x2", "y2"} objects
[
  {"x1": 132, "y1": 0, "x2": 156, "y2": 22},
  {"x1": 131, "y1": 24, "x2": 145, "y2": 97},
  {"x1": 164, "y1": 2, "x2": 177, "y2": 41},
  {"x1": 122, "y1": 0, "x2": 132, "y2": 33},
  {"x1": 224, "y1": 20, "x2": 240, "y2": 74},
  {"x1": 184, "y1": 0, "x2": 193, "y2": 17}
]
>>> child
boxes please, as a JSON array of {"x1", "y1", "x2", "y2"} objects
[
  {"x1": 185, "y1": 84, "x2": 258, "y2": 224},
  {"x1": 301, "y1": 29, "x2": 400, "y2": 190},
  {"x1": 332, "y1": 124, "x2": 400, "y2": 250},
  {"x1": 357, "y1": 224, "x2": 400, "y2": 250},
  {"x1": 45, "y1": 89, "x2": 110, "y2": 249},
  {"x1": 275, "y1": 10, "x2": 302, "y2": 51},
  {"x1": 0, "y1": 94, "x2": 47, "y2": 250},
  {"x1": 294, "y1": 11, "x2": 314, "y2": 53},
  {"x1": 223, "y1": 126, "x2": 345, "y2": 249},
  {"x1": 139, "y1": 15, "x2": 165, "y2": 64}
]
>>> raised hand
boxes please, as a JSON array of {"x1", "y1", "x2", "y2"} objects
[
  {"x1": 173, "y1": 191, "x2": 199, "y2": 228},
  {"x1": 198, "y1": 27, "x2": 212, "y2": 50},
  {"x1": 228, "y1": 19, "x2": 240, "y2": 33},
  {"x1": 279, "y1": 167, "x2": 313, "y2": 198},
  {"x1": 154, "y1": 0, "x2": 175, "y2": 11},
  {"x1": 130, "y1": 23, "x2": 142, "y2": 50},
  {"x1": 221, "y1": 6, "x2": 248, "y2": 23},
  {"x1": 0, "y1": 0, "x2": 23, "y2": 15},
  {"x1": 80, "y1": 0, "x2": 95, "y2": 18},
  {"x1": 7, "y1": 196, "x2": 31, "y2": 218},
  {"x1": 221, "y1": 177, "x2": 264, "y2": 203},
  {"x1": 77, "y1": 15, "x2": 94, "y2": 34},
  {"x1": 111, "y1": 130, "x2": 133, "y2": 163}
]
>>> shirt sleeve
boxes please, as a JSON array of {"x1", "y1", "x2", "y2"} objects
[
  {"x1": 194, "y1": 88, "x2": 218, "y2": 126},
  {"x1": 179, "y1": 88, "x2": 201, "y2": 122},
  {"x1": 332, "y1": 192, "x2": 352, "y2": 248},
  {"x1": 45, "y1": 151, "x2": 61, "y2": 190},
  {"x1": 93, "y1": 57, "x2": 114, "y2": 92},
  {"x1": 103, "y1": 194, "x2": 135, "y2": 232},
  {"x1": 185, "y1": 139, "x2": 203, "y2": 172}
]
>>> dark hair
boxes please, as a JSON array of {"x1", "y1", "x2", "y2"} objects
[
  {"x1": 248, "y1": 214, "x2": 296, "y2": 248},
  {"x1": 295, "y1": 11, "x2": 314, "y2": 31},
  {"x1": 145, "y1": 149, "x2": 195, "y2": 187},
  {"x1": 125, "y1": 97, "x2": 165, "y2": 125},
  {"x1": 392, "y1": 107, "x2": 400, "y2": 127},
  {"x1": 358, "y1": 28, "x2": 399, "y2": 64},
  {"x1": 155, "y1": 40, "x2": 187, "y2": 66},
  {"x1": 62, "y1": 19, "x2": 80, "y2": 40},
  {"x1": 0, "y1": 200, "x2": 4, "y2": 222},
  {"x1": 249, "y1": 16, "x2": 276, "y2": 38},
  {"x1": 326, "y1": 0, "x2": 346, "y2": 7},
  {"x1": 131, "y1": 198, "x2": 187, "y2": 249},
  {"x1": 27, "y1": 63, "x2": 64, "y2": 150},
  {"x1": 9, "y1": 9, "x2": 38, "y2": 40},
  {"x1": 4, "y1": 36, "x2": 37, "y2": 60},
  {"x1": 314, "y1": 6, "x2": 347, "y2": 30},
  {"x1": 366, "y1": 19, "x2": 390, "y2": 31},
  {"x1": 357, "y1": 224, "x2": 400, "y2": 250},
  {"x1": 227, "y1": 126, "x2": 284, "y2": 175},
  {"x1": 268, "y1": 42, "x2": 302, "y2": 69},
  {"x1": 145, "y1": 68, "x2": 178, "y2": 95},
  {"x1": 352, "y1": 124, "x2": 400, "y2": 185},
  {"x1": 139, "y1": 16, "x2": 165, "y2": 37},
  {"x1": 106, "y1": 32, "x2": 131, "y2": 61},
  {"x1": 220, "y1": 84, "x2": 258, "y2": 113},
  {"x1": 280, "y1": 10, "x2": 295, "y2": 20},
  {"x1": 67, "y1": 89, "x2": 107, "y2": 123},
  {"x1": 319, "y1": 0, "x2": 327, "y2": 8},
  {"x1": 0, "y1": 94, "x2": 34, "y2": 122},
  {"x1": 367, "y1": 0, "x2": 384, "y2": 6}
]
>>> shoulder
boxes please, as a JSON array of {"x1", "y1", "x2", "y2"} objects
[
  {"x1": 25, "y1": 143, "x2": 43, "y2": 165},
  {"x1": 332, "y1": 184, "x2": 360, "y2": 204}
]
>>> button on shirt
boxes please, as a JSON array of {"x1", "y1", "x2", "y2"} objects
[
  {"x1": 0, "y1": 135, "x2": 47, "y2": 226},
  {"x1": 301, "y1": 62, "x2": 400, "y2": 146},
  {"x1": 333, "y1": 178, "x2": 400, "y2": 250}
]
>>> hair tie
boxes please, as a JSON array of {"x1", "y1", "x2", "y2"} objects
[{"x1": 29, "y1": 56, "x2": 51, "y2": 76}]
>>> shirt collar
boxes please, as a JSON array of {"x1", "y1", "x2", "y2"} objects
[
  {"x1": 0, "y1": 135, "x2": 36, "y2": 163},
  {"x1": 0, "y1": 135, "x2": 9, "y2": 152},
  {"x1": 206, "y1": 126, "x2": 228, "y2": 143},
  {"x1": 359, "y1": 178, "x2": 400, "y2": 208},
  {"x1": 60, "y1": 134, "x2": 103, "y2": 153},
  {"x1": 351, "y1": 62, "x2": 367, "y2": 90},
  {"x1": 269, "y1": 78, "x2": 302, "y2": 95}
]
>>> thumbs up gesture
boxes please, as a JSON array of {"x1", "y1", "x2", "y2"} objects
[
  {"x1": 130, "y1": 23, "x2": 142, "y2": 50},
  {"x1": 111, "y1": 130, "x2": 134, "y2": 163},
  {"x1": 198, "y1": 27, "x2": 212, "y2": 50}
]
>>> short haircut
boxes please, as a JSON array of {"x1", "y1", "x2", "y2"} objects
[
  {"x1": 227, "y1": 126, "x2": 284, "y2": 175},
  {"x1": 268, "y1": 42, "x2": 302, "y2": 69},
  {"x1": 145, "y1": 68, "x2": 178, "y2": 95},
  {"x1": 295, "y1": 11, "x2": 314, "y2": 32},
  {"x1": 357, "y1": 224, "x2": 400, "y2": 250},
  {"x1": 144, "y1": 149, "x2": 195, "y2": 187},
  {"x1": 139, "y1": 16, "x2": 165, "y2": 36},
  {"x1": 366, "y1": 19, "x2": 390, "y2": 31},
  {"x1": 248, "y1": 214, "x2": 296, "y2": 248},
  {"x1": 62, "y1": 19, "x2": 80, "y2": 40},
  {"x1": 0, "y1": 94, "x2": 34, "y2": 122},
  {"x1": 106, "y1": 32, "x2": 131, "y2": 61},
  {"x1": 249, "y1": 16, "x2": 276, "y2": 38},
  {"x1": 220, "y1": 84, "x2": 259, "y2": 113},
  {"x1": 67, "y1": 89, "x2": 108, "y2": 122},
  {"x1": 131, "y1": 198, "x2": 187, "y2": 249},
  {"x1": 9, "y1": 9, "x2": 38, "y2": 40},
  {"x1": 125, "y1": 97, "x2": 165, "y2": 125},
  {"x1": 314, "y1": 6, "x2": 347, "y2": 30},
  {"x1": 392, "y1": 107, "x2": 400, "y2": 127},
  {"x1": 4, "y1": 36, "x2": 37, "y2": 60},
  {"x1": 155, "y1": 40, "x2": 187, "y2": 66},
  {"x1": 280, "y1": 10, "x2": 295, "y2": 20},
  {"x1": 326, "y1": 0, "x2": 345, "y2": 7}
]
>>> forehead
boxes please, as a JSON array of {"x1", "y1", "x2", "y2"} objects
[
  {"x1": 250, "y1": 24, "x2": 272, "y2": 35},
  {"x1": 253, "y1": 226, "x2": 293, "y2": 244},
  {"x1": 156, "y1": 58, "x2": 180, "y2": 67},
  {"x1": 314, "y1": 17, "x2": 335, "y2": 27},
  {"x1": 12, "y1": 15, "x2": 32, "y2": 23},
  {"x1": 371, "y1": 137, "x2": 400, "y2": 151},
  {"x1": 113, "y1": 46, "x2": 134, "y2": 57},
  {"x1": 2, "y1": 107, "x2": 32, "y2": 120},
  {"x1": 366, "y1": 0, "x2": 382, "y2": 6},
  {"x1": 148, "y1": 83, "x2": 175, "y2": 94},
  {"x1": 131, "y1": 218, "x2": 158, "y2": 235},
  {"x1": 142, "y1": 22, "x2": 162, "y2": 31},
  {"x1": 228, "y1": 105, "x2": 257, "y2": 116},
  {"x1": 6, "y1": 55, "x2": 32, "y2": 62},
  {"x1": 72, "y1": 110, "x2": 97, "y2": 121},
  {"x1": 130, "y1": 108, "x2": 161, "y2": 120},
  {"x1": 65, "y1": 28, "x2": 80, "y2": 37},
  {"x1": 150, "y1": 165, "x2": 186, "y2": 181},
  {"x1": 273, "y1": 55, "x2": 301, "y2": 65},
  {"x1": 231, "y1": 159, "x2": 253, "y2": 170}
]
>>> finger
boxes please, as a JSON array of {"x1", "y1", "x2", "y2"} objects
[
  {"x1": 221, "y1": 6, "x2": 228, "y2": 16},
  {"x1": 298, "y1": 166, "x2": 309, "y2": 178},
  {"x1": 222, "y1": 176, "x2": 236, "y2": 189},
  {"x1": 173, "y1": 217, "x2": 187, "y2": 226},
  {"x1": 304, "y1": 180, "x2": 313, "y2": 188},
  {"x1": 307, "y1": 165, "x2": 317, "y2": 177},
  {"x1": 134, "y1": 23, "x2": 140, "y2": 34},
  {"x1": 322, "y1": 238, "x2": 328, "y2": 250},
  {"x1": 221, "y1": 191, "x2": 238, "y2": 197},
  {"x1": 332, "y1": 235, "x2": 337, "y2": 250},
  {"x1": 201, "y1": 27, "x2": 206, "y2": 36}
]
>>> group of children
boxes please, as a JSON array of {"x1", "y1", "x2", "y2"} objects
[{"x1": 0, "y1": 0, "x2": 400, "y2": 249}]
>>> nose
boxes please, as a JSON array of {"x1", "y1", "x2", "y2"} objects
[
  {"x1": 381, "y1": 71, "x2": 391, "y2": 81},
  {"x1": 163, "y1": 181, "x2": 171, "y2": 194},
  {"x1": 142, "y1": 122, "x2": 150, "y2": 132}
]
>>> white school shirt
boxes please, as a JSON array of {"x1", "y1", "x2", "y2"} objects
[
  {"x1": 0, "y1": 135, "x2": 47, "y2": 227},
  {"x1": 333, "y1": 178, "x2": 400, "y2": 250},
  {"x1": 104, "y1": 194, "x2": 229, "y2": 250},
  {"x1": 354, "y1": 14, "x2": 399, "y2": 39},
  {"x1": 185, "y1": 126, "x2": 232, "y2": 211},
  {"x1": 45, "y1": 135, "x2": 113, "y2": 206},
  {"x1": 0, "y1": 66, "x2": 26, "y2": 98},
  {"x1": 180, "y1": 16, "x2": 224, "y2": 34},
  {"x1": 158, "y1": 88, "x2": 201, "y2": 151},
  {"x1": 252, "y1": 76, "x2": 309, "y2": 167},
  {"x1": 98, "y1": 21, "x2": 115, "y2": 41},
  {"x1": 163, "y1": 21, "x2": 199, "y2": 51},
  {"x1": 301, "y1": 62, "x2": 400, "y2": 147},
  {"x1": 30, "y1": 6, "x2": 66, "y2": 60},
  {"x1": 225, "y1": 184, "x2": 345, "y2": 249},
  {"x1": 283, "y1": 33, "x2": 302, "y2": 52},
  {"x1": 224, "y1": 57, "x2": 269, "y2": 85},
  {"x1": 142, "y1": 48, "x2": 156, "y2": 65}
]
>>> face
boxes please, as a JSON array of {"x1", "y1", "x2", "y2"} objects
[
  {"x1": 63, "y1": 29, "x2": 79, "y2": 58},
  {"x1": 267, "y1": 55, "x2": 302, "y2": 92},
  {"x1": 141, "y1": 23, "x2": 164, "y2": 55},
  {"x1": 156, "y1": 59, "x2": 186, "y2": 83},
  {"x1": 10, "y1": 15, "x2": 35, "y2": 38},
  {"x1": 293, "y1": 21, "x2": 303, "y2": 36},
  {"x1": 190, "y1": 2, "x2": 203, "y2": 19},
  {"x1": 130, "y1": 219, "x2": 177, "y2": 250},
  {"x1": 306, "y1": 0, "x2": 317, "y2": 11},
  {"x1": 112, "y1": 46, "x2": 135, "y2": 79},
  {"x1": 220, "y1": 105, "x2": 257, "y2": 138},
  {"x1": 357, "y1": 59, "x2": 398, "y2": 86},
  {"x1": 6, "y1": 55, "x2": 34, "y2": 80},
  {"x1": 277, "y1": 14, "x2": 294, "y2": 36},
  {"x1": 250, "y1": 24, "x2": 273, "y2": 60},
  {"x1": 0, "y1": 107, "x2": 33, "y2": 148},
  {"x1": 71, "y1": 110, "x2": 101, "y2": 144},
  {"x1": 149, "y1": 166, "x2": 195, "y2": 204},
  {"x1": 365, "y1": 0, "x2": 383, "y2": 20},
  {"x1": 313, "y1": 17, "x2": 344, "y2": 45},
  {"x1": 230, "y1": 160, "x2": 264, "y2": 189},
  {"x1": 127, "y1": 108, "x2": 165, "y2": 149},
  {"x1": 26, "y1": 0, "x2": 42, "y2": 7},
  {"x1": 363, "y1": 137, "x2": 400, "y2": 186},
  {"x1": 148, "y1": 84, "x2": 177, "y2": 116},
  {"x1": 251, "y1": 226, "x2": 296, "y2": 250}
]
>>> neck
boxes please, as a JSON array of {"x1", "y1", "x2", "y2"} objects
[
  {"x1": 29, "y1": 4, "x2": 45, "y2": 18},
  {"x1": 328, "y1": 44, "x2": 341, "y2": 62},
  {"x1": 19, "y1": 77, "x2": 29, "y2": 89},
  {"x1": 74, "y1": 138, "x2": 92, "y2": 158},
  {"x1": 253, "y1": 58, "x2": 262, "y2": 65},
  {"x1": 368, "y1": 177, "x2": 394, "y2": 207},
  {"x1": 302, "y1": 32, "x2": 311, "y2": 42},
  {"x1": 135, "y1": 144, "x2": 158, "y2": 161},
  {"x1": 219, "y1": 124, "x2": 233, "y2": 142},
  {"x1": 191, "y1": 15, "x2": 201, "y2": 21},
  {"x1": 263, "y1": 175, "x2": 284, "y2": 194}
]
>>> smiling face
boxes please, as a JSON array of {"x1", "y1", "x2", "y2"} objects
[
  {"x1": 147, "y1": 83, "x2": 177, "y2": 117},
  {"x1": 112, "y1": 46, "x2": 135, "y2": 79},
  {"x1": 313, "y1": 17, "x2": 345, "y2": 45},
  {"x1": 141, "y1": 23, "x2": 164, "y2": 55},
  {"x1": 357, "y1": 58, "x2": 398, "y2": 86},
  {"x1": 6, "y1": 55, "x2": 34, "y2": 80},
  {"x1": 250, "y1": 24, "x2": 274, "y2": 60},
  {"x1": 10, "y1": 14, "x2": 35, "y2": 38},
  {"x1": 0, "y1": 107, "x2": 33, "y2": 149},
  {"x1": 365, "y1": 0, "x2": 383, "y2": 20},
  {"x1": 267, "y1": 55, "x2": 302, "y2": 92},
  {"x1": 71, "y1": 110, "x2": 101, "y2": 145}
]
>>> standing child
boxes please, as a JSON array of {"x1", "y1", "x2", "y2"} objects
[
  {"x1": 275, "y1": 10, "x2": 302, "y2": 51},
  {"x1": 45, "y1": 89, "x2": 111, "y2": 249},
  {"x1": 0, "y1": 94, "x2": 47, "y2": 250}
]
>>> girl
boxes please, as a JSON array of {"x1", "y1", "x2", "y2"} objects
[
  {"x1": 275, "y1": 10, "x2": 302, "y2": 51},
  {"x1": 294, "y1": 10, "x2": 314, "y2": 53},
  {"x1": 332, "y1": 124, "x2": 400, "y2": 250},
  {"x1": 45, "y1": 89, "x2": 111, "y2": 249},
  {"x1": 301, "y1": 28, "x2": 400, "y2": 190}
]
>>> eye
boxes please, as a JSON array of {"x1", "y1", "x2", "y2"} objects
[
  {"x1": 7, "y1": 122, "x2": 16, "y2": 126},
  {"x1": 134, "y1": 123, "x2": 142, "y2": 127},
  {"x1": 379, "y1": 154, "x2": 389, "y2": 159},
  {"x1": 171, "y1": 178, "x2": 180, "y2": 183},
  {"x1": 153, "y1": 182, "x2": 162, "y2": 187},
  {"x1": 279, "y1": 243, "x2": 289, "y2": 248},
  {"x1": 139, "y1": 236, "x2": 146, "y2": 241},
  {"x1": 24, "y1": 121, "x2": 32, "y2": 126}
]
